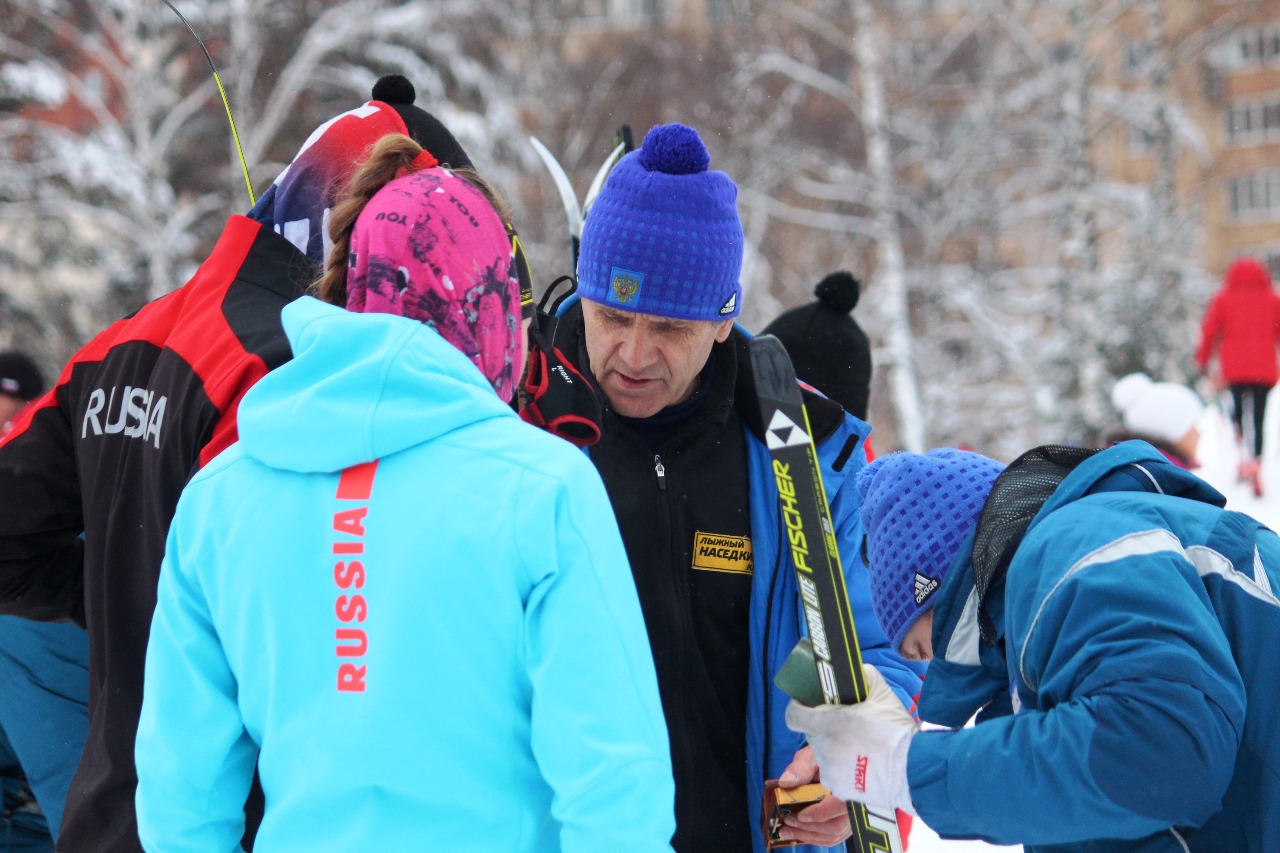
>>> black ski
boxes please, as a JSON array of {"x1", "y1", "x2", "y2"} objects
[{"x1": 751, "y1": 335, "x2": 903, "y2": 853}]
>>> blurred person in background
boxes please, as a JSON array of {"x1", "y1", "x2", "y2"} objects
[
  {"x1": 0, "y1": 350, "x2": 87, "y2": 848},
  {"x1": 0, "y1": 352, "x2": 43, "y2": 436},
  {"x1": 1195, "y1": 256, "x2": 1280, "y2": 494},
  {"x1": 760, "y1": 271, "x2": 873, "y2": 422},
  {"x1": 1107, "y1": 372, "x2": 1205, "y2": 470}
]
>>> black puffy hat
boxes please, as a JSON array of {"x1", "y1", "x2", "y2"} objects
[
  {"x1": 371, "y1": 75, "x2": 474, "y2": 171},
  {"x1": 760, "y1": 271, "x2": 872, "y2": 420},
  {"x1": 0, "y1": 351, "x2": 45, "y2": 400}
]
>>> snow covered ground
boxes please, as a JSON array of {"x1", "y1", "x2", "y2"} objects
[
  {"x1": 904, "y1": 401, "x2": 1277, "y2": 852},
  {"x1": 1191, "y1": 399, "x2": 1280, "y2": 530}
]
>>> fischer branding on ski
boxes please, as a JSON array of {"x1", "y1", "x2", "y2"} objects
[{"x1": 752, "y1": 335, "x2": 902, "y2": 853}]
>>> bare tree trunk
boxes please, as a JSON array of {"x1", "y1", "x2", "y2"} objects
[
  {"x1": 1142, "y1": 0, "x2": 1192, "y2": 381},
  {"x1": 852, "y1": 0, "x2": 925, "y2": 452},
  {"x1": 1055, "y1": 0, "x2": 1108, "y2": 437}
]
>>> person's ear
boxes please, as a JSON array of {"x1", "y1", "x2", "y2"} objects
[{"x1": 714, "y1": 318, "x2": 734, "y2": 343}]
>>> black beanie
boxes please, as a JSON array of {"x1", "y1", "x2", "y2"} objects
[
  {"x1": 760, "y1": 271, "x2": 872, "y2": 420},
  {"x1": 371, "y1": 75, "x2": 474, "y2": 171},
  {"x1": 0, "y1": 351, "x2": 45, "y2": 401}
]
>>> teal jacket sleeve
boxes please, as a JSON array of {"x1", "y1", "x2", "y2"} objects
[
  {"x1": 906, "y1": 522, "x2": 1244, "y2": 846},
  {"x1": 521, "y1": 458, "x2": 676, "y2": 853},
  {"x1": 135, "y1": 485, "x2": 258, "y2": 853}
]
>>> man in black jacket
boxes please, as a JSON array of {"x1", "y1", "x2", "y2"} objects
[
  {"x1": 527, "y1": 122, "x2": 922, "y2": 853},
  {"x1": 0, "y1": 77, "x2": 473, "y2": 852}
]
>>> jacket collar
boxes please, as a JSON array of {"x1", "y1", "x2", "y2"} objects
[{"x1": 925, "y1": 440, "x2": 1228, "y2": 724}]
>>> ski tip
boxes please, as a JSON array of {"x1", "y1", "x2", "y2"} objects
[
  {"x1": 529, "y1": 136, "x2": 583, "y2": 233},
  {"x1": 583, "y1": 142, "x2": 627, "y2": 218}
]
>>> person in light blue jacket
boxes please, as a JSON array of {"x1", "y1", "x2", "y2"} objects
[
  {"x1": 135, "y1": 134, "x2": 675, "y2": 853},
  {"x1": 787, "y1": 442, "x2": 1280, "y2": 852}
]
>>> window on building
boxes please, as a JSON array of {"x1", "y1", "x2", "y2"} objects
[
  {"x1": 1233, "y1": 24, "x2": 1280, "y2": 67},
  {"x1": 1228, "y1": 171, "x2": 1280, "y2": 221},
  {"x1": 1226, "y1": 97, "x2": 1280, "y2": 145},
  {"x1": 1228, "y1": 105, "x2": 1249, "y2": 139}
]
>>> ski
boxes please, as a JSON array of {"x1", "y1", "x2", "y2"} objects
[
  {"x1": 529, "y1": 125, "x2": 632, "y2": 271},
  {"x1": 751, "y1": 334, "x2": 903, "y2": 853}
]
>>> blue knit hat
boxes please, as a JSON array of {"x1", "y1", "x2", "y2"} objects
[
  {"x1": 857, "y1": 449, "x2": 1005, "y2": 652},
  {"x1": 576, "y1": 123, "x2": 744, "y2": 321}
]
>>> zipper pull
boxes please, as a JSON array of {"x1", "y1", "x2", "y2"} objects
[{"x1": 654, "y1": 454, "x2": 667, "y2": 490}]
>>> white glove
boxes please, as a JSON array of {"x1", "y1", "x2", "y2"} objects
[{"x1": 784, "y1": 663, "x2": 918, "y2": 816}]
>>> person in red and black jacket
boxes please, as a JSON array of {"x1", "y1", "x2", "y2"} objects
[
  {"x1": 1195, "y1": 256, "x2": 1280, "y2": 493},
  {"x1": 0, "y1": 76, "x2": 475, "y2": 853}
]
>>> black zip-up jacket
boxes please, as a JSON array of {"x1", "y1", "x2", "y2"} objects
[
  {"x1": 555, "y1": 304, "x2": 848, "y2": 852},
  {"x1": 0, "y1": 216, "x2": 311, "y2": 852}
]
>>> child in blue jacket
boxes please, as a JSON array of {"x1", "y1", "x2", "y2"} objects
[{"x1": 787, "y1": 442, "x2": 1280, "y2": 852}]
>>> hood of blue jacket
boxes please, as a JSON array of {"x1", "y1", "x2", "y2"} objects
[
  {"x1": 922, "y1": 440, "x2": 1227, "y2": 727},
  {"x1": 237, "y1": 296, "x2": 517, "y2": 473}
]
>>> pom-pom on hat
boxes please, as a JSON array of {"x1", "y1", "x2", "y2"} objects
[
  {"x1": 371, "y1": 75, "x2": 473, "y2": 171},
  {"x1": 857, "y1": 448, "x2": 1005, "y2": 652},
  {"x1": 1110, "y1": 372, "x2": 1204, "y2": 445},
  {"x1": 576, "y1": 123, "x2": 744, "y2": 321},
  {"x1": 760, "y1": 271, "x2": 872, "y2": 420},
  {"x1": 345, "y1": 168, "x2": 521, "y2": 402}
]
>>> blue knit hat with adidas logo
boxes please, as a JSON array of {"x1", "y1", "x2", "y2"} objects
[
  {"x1": 576, "y1": 123, "x2": 744, "y2": 321},
  {"x1": 856, "y1": 448, "x2": 1005, "y2": 652}
]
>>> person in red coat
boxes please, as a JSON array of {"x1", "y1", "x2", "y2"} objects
[{"x1": 1196, "y1": 256, "x2": 1280, "y2": 494}]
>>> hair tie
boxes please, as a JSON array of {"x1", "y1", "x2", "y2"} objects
[{"x1": 394, "y1": 148, "x2": 441, "y2": 180}]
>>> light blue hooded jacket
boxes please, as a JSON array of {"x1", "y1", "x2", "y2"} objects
[
  {"x1": 909, "y1": 441, "x2": 1280, "y2": 852},
  {"x1": 135, "y1": 297, "x2": 675, "y2": 852}
]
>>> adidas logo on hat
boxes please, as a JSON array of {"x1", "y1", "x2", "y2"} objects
[{"x1": 914, "y1": 572, "x2": 939, "y2": 605}]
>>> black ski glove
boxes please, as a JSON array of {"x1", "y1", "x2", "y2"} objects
[{"x1": 518, "y1": 308, "x2": 602, "y2": 447}]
